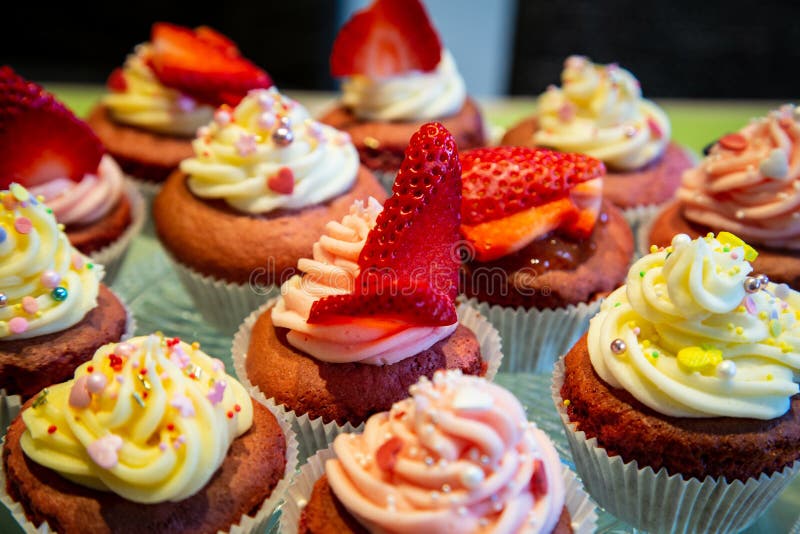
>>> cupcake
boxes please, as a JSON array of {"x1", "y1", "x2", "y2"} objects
[
  {"x1": 0, "y1": 66, "x2": 145, "y2": 282},
  {"x1": 319, "y1": 0, "x2": 486, "y2": 186},
  {"x1": 554, "y1": 232, "x2": 800, "y2": 532},
  {"x1": 280, "y1": 370, "x2": 597, "y2": 534},
  {"x1": 459, "y1": 146, "x2": 633, "y2": 372},
  {"x1": 87, "y1": 23, "x2": 272, "y2": 199},
  {"x1": 154, "y1": 87, "x2": 386, "y2": 333},
  {"x1": 234, "y1": 122, "x2": 501, "y2": 456},
  {"x1": 0, "y1": 184, "x2": 131, "y2": 431},
  {"x1": 646, "y1": 104, "x2": 800, "y2": 287},
  {"x1": 1, "y1": 334, "x2": 298, "y2": 533},
  {"x1": 502, "y1": 56, "x2": 693, "y2": 224}
]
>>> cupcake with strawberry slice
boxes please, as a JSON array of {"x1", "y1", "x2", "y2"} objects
[
  {"x1": 0, "y1": 67, "x2": 145, "y2": 282},
  {"x1": 319, "y1": 0, "x2": 486, "y2": 187},
  {"x1": 459, "y1": 146, "x2": 634, "y2": 372},
  {"x1": 233, "y1": 122, "x2": 501, "y2": 457},
  {"x1": 88, "y1": 22, "x2": 272, "y2": 199}
]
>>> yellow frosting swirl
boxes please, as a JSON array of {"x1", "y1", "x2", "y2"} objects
[
  {"x1": 181, "y1": 88, "x2": 359, "y2": 214},
  {"x1": 533, "y1": 56, "x2": 670, "y2": 171},
  {"x1": 20, "y1": 334, "x2": 253, "y2": 504},
  {"x1": 589, "y1": 233, "x2": 800, "y2": 420},
  {"x1": 103, "y1": 45, "x2": 214, "y2": 137},
  {"x1": 0, "y1": 185, "x2": 101, "y2": 341}
]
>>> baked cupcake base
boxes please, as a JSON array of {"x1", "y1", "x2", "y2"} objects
[
  {"x1": 501, "y1": 118, "x2": 693, "y2": 210},
  {"x1": 66, "y1": 192, "x2": 132, "y2": 255},
  {"x1": 244, "y1": 308, "x2": 485, "y2": 426},
  {"x1": 644, "y1": 202, "x2": 800, "y2": 287},
  {"x1": 319, "y1": 98, "x2": 486, "y2": 173},
  {"x1": 86, "y1": 105, "x2": 195, "y2": 185},
  {"x1": 0, "y1": 285, "x2": 130, "y2": 400},
  {"x1": 2, "y1": 398, "x2": 288, "y2": 533}
]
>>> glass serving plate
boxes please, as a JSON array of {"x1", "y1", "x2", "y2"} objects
[{"x1": 1, "y1": 232, "x2": 798, "y2": 533}]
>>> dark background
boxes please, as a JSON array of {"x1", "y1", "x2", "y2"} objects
[{"x1": 2, "y1": 0, "x2": 799, "y2": 98}]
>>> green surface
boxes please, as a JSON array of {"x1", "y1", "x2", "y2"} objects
[{"x1": 3, "y1": 86, "x2": 795, "y2": 532}]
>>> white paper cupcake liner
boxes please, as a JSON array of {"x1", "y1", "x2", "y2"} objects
[
  {"x1": 127, "y1": 175, "x2": 161, "y2": 236},
  {"x1": 279, "y1": 447, "x2": 598, "y2": 534},
  {"x1": 636, "y1": 202, "x2": 674, "y2": 261},
  {"x1": 551, "y1": 357, "x2": 800, "y2": 534},
  {"x1": 168, "y1": 258, "x2": 279, "y2": 335},
  {"x1": 88, "y1": 181, "x2": 147, "y2": 284},
  {"x1": 232, "y1": 298, "x2": 503, "y2": 461},
  {"x1": 463, "y1": 297, "x2": 600, "y2": 374},
  {"x1": 622, "y1": 203, "x2": 661, "y2": 250},
  {"x1": 0, "y1": 387, "x2": 298, "y2": 534}
]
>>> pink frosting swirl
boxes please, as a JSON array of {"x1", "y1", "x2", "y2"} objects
[
  {"x1": 271, "y1": 198, "x2": 457, "y2": 364},
  {"x1": 678, "y1": 105, "x2": 800, "y2": 250},
  {"x1": 326, "y1": 370, "x2": 566, "y2": 533},
  {"x1": 29, "y1": 155, "x2": 125, "y2": 226}
]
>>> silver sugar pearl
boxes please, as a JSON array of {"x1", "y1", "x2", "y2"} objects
[
  {"x1": 0, "y1": 293, "x2": 6, "y2": 307},
  {"x1": 756, "y1": 274, "x2": 769, "y2": 287},
  {"x1": 743, "y1": 276, "x2": 762, "y2": 293},
  {"x1": 272, "y1": 126, "x2": 294, "y2": 146},
  {"x1": 279, "y1": 115, "x2": 292, "y2": 128},
  {"x1": 610, "y1": 338, "x2": 627, "y2": 354}
]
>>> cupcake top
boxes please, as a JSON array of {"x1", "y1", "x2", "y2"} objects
[
  {"x1": 678, "y1": 104, "x2": 800, "y2": 250},
  {"x1": 326, "y1": 370, "x2": 566, "y2": 533},
  {"x1": 19, "y1": 334, "x2": 253, "y2": 504},
  {"x1": 0, "y1": 184, "x2": 101, "y2": 340},
  {"x1": 180, "y1": 87, "x2": 359, "y2": 214},
  {"x1": 0, "y1": 67, "x2": 125, "y2": 228},
  {"x1": 533, "y1": 56, "x2": 670, "y2": 171},
  {"x1": 331, "y1": 0, "x2": 466, "y2": 121},
  {"x1": 589, "y1": 232, "x2": 800, "y2": 420},
  {"x1": 103, "y1": 23, "x2": 271, "y2": 137},
  {"x1": 460, "y1": 146, "x2": 605, "y2": 262},
  {"x1": 271, "y1": 122, "x2": 462, "y2": 364}
]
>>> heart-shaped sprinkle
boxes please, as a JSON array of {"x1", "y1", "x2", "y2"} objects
[
  {"x1": 267, "y1": 167, "x2": 294, "y2": 195},
  {"x1": 87, "y1": 434, "x2": 123, "y2": 469},
  {"x1": 69, "y1": 375, "x2": 91, "y2": 408}
]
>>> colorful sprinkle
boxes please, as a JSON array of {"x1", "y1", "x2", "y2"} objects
[
  {"x1": 677, "y1": 345, "x2": 723, "y2": 374},
  {"x1": 87, "y1": 434, "x2": 123, "y2": 469},
  {"x1": 51, "y1": 287, "x2": 68, "y2": 302},
  {"x1": 719, "y1": 133, "x2": 747, "y2": 152},
  {"x1": 32, "y1": 388, "x2": 49, "y2": 408},
  {"x1": 647, "y1": 117, "x2": 663, "y2": 138},
  {"x1": 717, "y1": 231, "x2": 758, "y2": 261},
  {"x1": 10, "y1": 183, "x2": 30, "y2": 202},
  {"x1": 68, "y1": 376, "x2": 91, "y2": 408},
  {"x1": 14, "y1": 217, "x2": 32, "y2": 234},
  {"x1": 40, "y1": 270, "x2": 61, "y2": 289},
  {"x1": 267, "y1": 166, "x2": 295, "y2": 195},
  {"x1": 235, "y1": 133, "x2": 258, "y2": 157},
  {"x1": 21, "y1": 296, "x2": 38, "y2": 314},
  {"x1": 87, "y1": 373, "x2": 107, "y2": 394},
  {"x1": 109, "y1": 353, "x2": 124, "y2": 371},
  {"x1": 170, "y1": 393, "x2": 195, "y2": 417},
  {"x1": 132, "y1": 391, "x2": 145, "y2": 407},
  {"x1": 0, "y1": 227, "x2": 6, "y2": 244},
  {"x1": 744, "y1": 295, "x2": 757, "y2": 315},
  {"x1": 8, "y1": 317, "x2": 28, "y2": 335},
  {"x1": 769, "y1": 319, "x2": 782, "y2": 337},
  {"x1": 207, "y1": 379, "x2": 227, "y2": 405},
  {"x1": 71, "y1": 253, "x2": 85, "y2": 270}
]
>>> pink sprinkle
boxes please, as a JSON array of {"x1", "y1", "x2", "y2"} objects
[
  {"x1": 744, "y1": 295, "x2": 757, "y2": 315},
  {"x1": 647, "y1": 117, "x2": 663, "y2": 138},
  {"x1": 8, "y1": 317, "x2": 28, "y2": 334},
  {"x1": 211, "y1": 358, "x2": 225, "y2": 373},
  {"x1": 730, "y1": 251, "x2": 739, "y2": 260},
  {"x1": 176, "y1": 95, "x2": 196, "y2": 112},
  {"x1": 235, "y1": 133, "x2": 257, "y2": 157},
  {"x1": 2, "y1": 195, "x2": 16, "y2": 210},
  {"x1": 257, "y1": 112, "x2": 276, "y2": 130},
  {"x1": 115, "y1": 342, "x2": 135, "y2": 356},
  {"x1": 159, "y1": 443, "x2": 167, "y2": 451},
  {"x1": 131, "y1": 360, "x2": 139, "y2": 369},
  {"x1": 207, "y1": 380, "x2": 227, "y2": 405},
  {"x1": 87, "y1": 434, "x2": 123, "y2": 469},
  {"x1": 633, "y1": 327, "x2": 641, "y2": 335},
  {"x1": 22, "y1": 296, "x2": 38, "y2": 314},
  {"x1": 14, "y1": 217, "x2": 32, "y2": 234},
  {"x1": 214, "y1": 109, "x2": 231, "y2": 126},
  {"x1": 72, "y1": 253, "x2": 86, "y2": 270},
  {"x1": 40, "y1": 269, "x2": 61, "y2": 289},
  {"x1": 169, "y1": 345, "x2": 191, "y2": 369},
  {"x1": 558, "y1": 103, "x2": 575, "y2": 122},
  {"x1": 116, "y1": 375, "x2": 125, "y2": 384}
]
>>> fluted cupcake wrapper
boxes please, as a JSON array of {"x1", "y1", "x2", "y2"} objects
[
  {"x1": 622, "y1": 204, "x2": 661, "y2": 253},
  {"x1": 636, "y1": 202, "x2": 672, "y2": 260},
  {"x1": 0, "y1": 386, "x2": 299, "y2": 534},
  {"x1": 279, "y1": 446, "x2": 598, "y2": 534},
  {"x1": 126, "y1": 175, "x2": 161, "y2": 236},
  {"x1": 463, "y1": 297, "x2": 599, "y2": 374},
  {"x1": 167, "y1": 258, "x2": 280, "y2": 335},
  {"x1": 232, "y1": 298, "x2": 503, "y2": 462},
  {"x1": 88, "y1": 181, "x2": 147, "y2": 285},
  {"x1": 551, "y1": 357, "x2": 800, "y2": 534}
]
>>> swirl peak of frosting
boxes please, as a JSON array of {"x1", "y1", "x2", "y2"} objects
[
  {"x1": 325, "y1": 370, "x2": 565, "y2": 533},
  {"x1": 0, "y1": 184, "x2": 101, "y2": 340},
  {"x1": 29, "y1": 155, "x2": 126, "y2": 227},
  {"x1": 20, "y1": 334, "x2": 253, "y2": 504},
  {"x1": 181, "y1": 88, "x2": 359, "y2": 214},
  {"x1": 589, "y1": 232, "x2": 800, "y2": 420},
  {"x1": 271, "y1": 197, "x2": 457, "y2": 364},
  {"x1": 678, "y1": 104, "x2": 800, "y2": 250},
  {"x1": 341, "y1": 50, "x2": 467, "y2": 121},
  {"x1": 103, "y1": 44, "x2": 215, "y2": 137},
  {"x1": 533, "y1": 55, "x2": 670, "y2": 171}
]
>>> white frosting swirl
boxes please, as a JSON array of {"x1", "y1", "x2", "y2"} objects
[
  {"x1": 341, "y1": 50, "x2": 466, "y2": 121},
  {"x1": 327, "y1": 371, "x2": 565, "y2": 533},
  {"x1": 182, "y1": 88, "x2": 359, "y2": 214},
  {"x1": 20, "y1": 335, "x2": 253, "y2": 503},
  {"x1": 271, "y1": 198, "x2": 457, "y2": 365},
  {"x1": 103, "y1": 45, "x2": 214, "y2": 137},
  {"x1": 533, "y1": 56, "x2": 670, "y2": 171},
  {"x1": 30, "y1": 155, "x2": 125, "y2": 227},
  {"x1": 589, "y1": 233, "x2": 800, "y2": 420},
  {"x1": 0, "y1": 185, "x2": 102, "y2": 340}
]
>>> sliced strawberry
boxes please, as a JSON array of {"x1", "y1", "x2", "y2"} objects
[
  {"x1": 561, "y1": 178, "x2": 602, "y2": 239},
  {"x1": 309, "y1": 122, "x2": 461, "y2": 326},
  {"x1": 331, "y1": 0, "x2": 442, "y2": 77},
  {"x1": 462, "y1": 197, "x2": 577, "y2": 262},
  {"x1": 106, "y1": 68, "x2": 127, "y2": 92},
  {"x1": 0, "y1": 66, "x2": 104, "y2": 189},
  {"x1": 460, "y1": 146, "x2": 605, "y2": 225},
  {"x1": 148, "y1": 22, "x2": 271, "y2": 107}
]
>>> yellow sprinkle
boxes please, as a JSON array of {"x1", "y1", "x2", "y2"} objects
[
  {"x1": 717, "y1": 231, "x2": 758, "y2": 261},
  {"x1": 706, "y1": 232, "x2": 715, "y2": 239},
  {"x1": 666, "y1": 246, "x2": 674, "y2": 254},
  {"x1": 57, "y1": 224, "x2": 65, "y2": 231},
  {"x1": 563, "y1": 399, "x2": 571, "y2": 407},
  {"x1": 35, "y1": 311, "x2": 42, "y2": 318},
  {"x1": 14, "y1": 304, "x2": 21, "y2": 311},
  {"x1": 642, "y1": 339, "x2": 652, "y2": 348},
  {"x1": 759, "y1": 311, "x2": 768, "y2": 320},
  {"x1": 191, "y1": 342, "x2": 200, "y2": 350},
  {"x1": 735, "y1": 326, "x2": 744, "y2": 335},
  {"x1": 627, "y1": 320, "x2": 637, "y2": 329},
  {"x1": 766, "y1": 374, "x2": 774, "y2": 381},
  {"x1": 781, "y1": 342, "x2": 792, "y2": 353},
  {"x1": 737, "y1": 306, "x2": 746, "y2": 313},
  {"x1": 765, "y1": 338, "x2": 775, "y2": 346},
  {"x1": 650, "y1": 245, "x2": 659, "y2": 253},
  {"x1": 364, "y1": 136, "x2": 381, "y2": 149},
  {"x1": 677, "y1": 346, "x2": 723, "y2": 374},
  {"x1": 727, "y1": 323, "x2": 735, "y2": 330}
]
